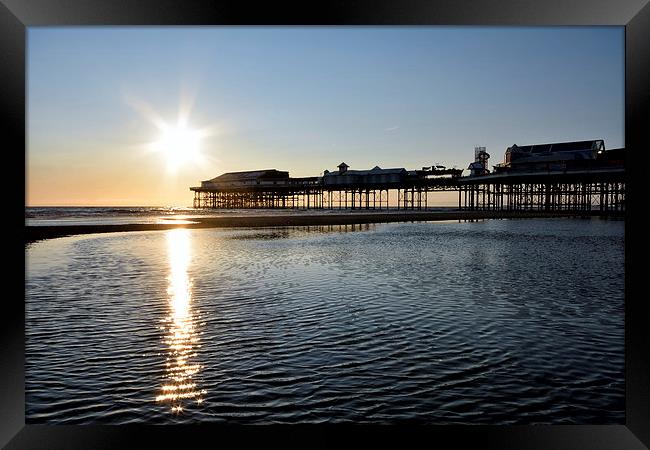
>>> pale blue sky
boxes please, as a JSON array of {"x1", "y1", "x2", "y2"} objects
[{"x1": 27, "y1": 27, "x2": 624, "y2": 206}]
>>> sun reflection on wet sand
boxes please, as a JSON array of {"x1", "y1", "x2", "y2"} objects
[{"x1": 156, "y1": 229, "x2": 206, "y2": 413}]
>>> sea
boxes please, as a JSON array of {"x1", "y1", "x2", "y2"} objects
[
  {"x1": 26, "y1": 206, "x2": 461, "y2": 227},
  {"x1": 25, "y1": 209, "x2": 625, "y2": 424}
]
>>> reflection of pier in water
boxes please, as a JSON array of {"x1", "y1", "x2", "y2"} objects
[
  {"x1": 225, "y1": 223, "x2": 378, "y2": 241},
  {"x1": 155, "y1": 229, "x2": 206, "y2": 413}
]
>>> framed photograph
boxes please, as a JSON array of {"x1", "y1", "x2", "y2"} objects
[{"x1": 5, "y1": 0, "x2": 648, "y2": 447}]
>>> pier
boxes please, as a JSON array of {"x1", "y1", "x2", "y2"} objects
[
  {"x1": 458, "y1": 167, "x2": 624, "y2": 213},
  {"x1": 190, "y1": 140, "x2": 625, "y2": 215}
]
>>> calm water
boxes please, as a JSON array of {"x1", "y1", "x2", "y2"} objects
[
  {"x1": 26, "y1": 206, "x2": 459, "y2": 226},
  {"x1": 25, "y1": 218, "x2": 625, "y2": 424}
]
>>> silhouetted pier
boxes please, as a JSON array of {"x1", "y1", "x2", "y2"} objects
[
  {"x1": 190, "y1": 141, "x2": 625, "y2": 214},
  {"x1": 458, "y1": 167, "x2": 624, "y2": 213}
]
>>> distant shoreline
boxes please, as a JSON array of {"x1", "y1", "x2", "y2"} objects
[{"x1": 25, "y1": 210, "x2": 621, "y2": 243}]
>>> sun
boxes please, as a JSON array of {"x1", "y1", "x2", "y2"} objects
[
  {"x1": 153, "y1": 122, "x2": 203, "y2": 172},
  {"x1": 128, "y1": 94, "x2": 216, "y2": 173}
]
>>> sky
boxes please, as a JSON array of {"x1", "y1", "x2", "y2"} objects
[{"x1": 27, "y1": 26, "x2": 624, "y2": 207}]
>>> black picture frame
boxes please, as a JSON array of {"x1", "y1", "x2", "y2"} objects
[{"x1": 4, "y1": 0, "x2": 648, "y2": 447}]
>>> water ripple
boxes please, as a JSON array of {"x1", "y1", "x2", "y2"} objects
[{"x1": 26, "y1": 218, "x2": 624, "y2": 424}]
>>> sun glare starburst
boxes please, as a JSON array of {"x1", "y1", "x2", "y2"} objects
[
  {"x1": 126, "y1": 93, "x2": 218, "y2": 174},
  {"x1": 155, "y1": 123, "x2": 201, "y2": 169},
  {"x1": 152, "y1": 121, "x2": 208, "y2": 173}
]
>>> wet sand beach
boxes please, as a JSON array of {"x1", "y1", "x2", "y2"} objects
[{"x1": 25, "y1": 209, "x2": 607, "y2": 243}]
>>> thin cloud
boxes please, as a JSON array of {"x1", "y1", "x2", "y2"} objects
[{"x1": 384, "y1": 126, "x2": 400, "y2": 132}]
